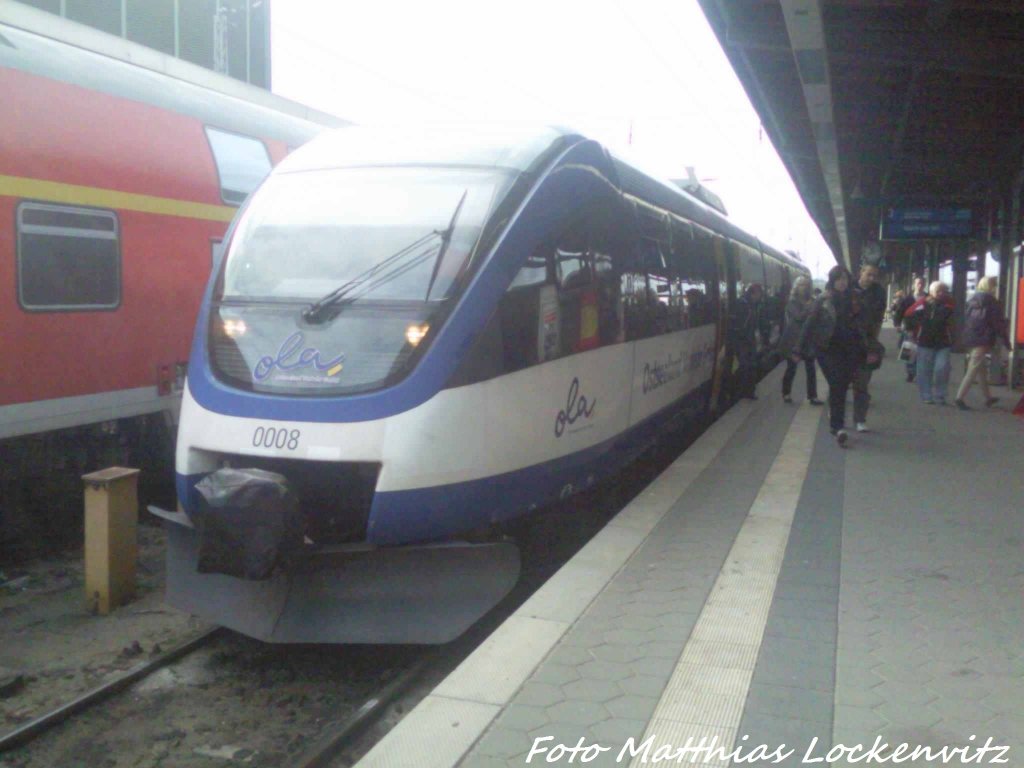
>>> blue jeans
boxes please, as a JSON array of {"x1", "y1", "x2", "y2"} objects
[{"x1": 916, "y1": 346, "x2": 951, "y2": 402}]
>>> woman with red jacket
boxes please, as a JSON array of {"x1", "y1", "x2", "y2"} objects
[{"x1": 904, "y1": 281, "x2": 955, "y2": 404}]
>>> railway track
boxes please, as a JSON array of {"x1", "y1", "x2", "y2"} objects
[
  {"x1": 0, "y1": 420, "x2": 707, "y2": 768},
  {"x1": 0, "y1": 628, "x2": 224, "y2": 755},
  {"x1": 287, "y1": 653, "x2": 435, "y2": 768},
  {"x1": 0, "y1": 627, "x2": 429, "y2": 768}
]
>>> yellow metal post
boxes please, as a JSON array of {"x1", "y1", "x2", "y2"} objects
[{"x1": 82, "y1": 467, "x2": 140, "y2": 615}]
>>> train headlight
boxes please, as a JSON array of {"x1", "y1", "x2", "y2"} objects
[
  {"x1": 223, "y1": 318, "x2": 247, "y2": 337},
  {"x1": 405, "y1": 323, "x2": 429, "y2": 347}
]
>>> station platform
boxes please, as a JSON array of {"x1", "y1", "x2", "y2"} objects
[{"x1": 358, "y1": 329, "x2": 1023, "y2": 768}]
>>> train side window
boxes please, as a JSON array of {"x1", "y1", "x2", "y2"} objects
[
  {"x1": 623, "y1": 204, "x2": 675, "y2": 341},
  {"x1": 737, "y1": 244, "x2": 765, "y2": 294},
  {"x1": 557, "y1": 202, "x2": 625, "y2": 354},
  {"x1": 508, "y1": 254, "x2": 550, "y2": 289},
  {"x1": 593, "y1": 250, "x2": 622, "y2": 346},
  {"x1": 205, "y1": 126, "x2": 272, "y2": 205},
  {"x1": 673, "y1": 220, "x2": 715, "y2": 328},
  {"x1": 764, "y1": 256, "x2": 785, "y2": 296},
  {"x1": 498, "y1": 197, "x2": 626, "y2": 372},
  {"x1": 16, "y1": 203, "x2": 120, "y2": 311},
  {"x1": 499, "y1": 249, "x2": 555, "y2": 374},
  {"x1": 555, "y1": 241, "x2": 592, "y2": 355},
  {"x1": 620, "y1": 270, "x2": 646, "y2": 341},
  {"x1": 623, "y1": 240, "x2": 664, "y2": 340}
]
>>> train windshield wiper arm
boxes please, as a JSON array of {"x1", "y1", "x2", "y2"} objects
[
  {"x1": 423, "y1": 190, "x2": 467, "y2": 302},
  {"x1": 302, "y1": 192, "x2": 469, "y2": 324},
  {"x1": 301, "y1": 230, "x2": 442, "y2": 324}
]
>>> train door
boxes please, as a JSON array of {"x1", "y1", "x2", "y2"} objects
[{"x1": 680, "y1": 224, "x2": 720, "y2": 417}]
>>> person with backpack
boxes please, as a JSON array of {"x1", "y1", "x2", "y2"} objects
[
  {"x1": 904, "y1": 281, "x2": 955, "y2": 404},
  {"x1": 955, "y1": 276, "x2": 1011, "y2": 410}
]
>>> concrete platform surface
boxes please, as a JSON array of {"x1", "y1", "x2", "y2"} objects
[{"x1": 358, "y1": 330, "x2": 1023, "y2": 768}]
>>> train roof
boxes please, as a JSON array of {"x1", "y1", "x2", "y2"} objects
[
  {"x1": 611, "y1": 152, "x2": 804, "y2": 271},
  {"x1": 0, "y1": 4, "x2": 347, "y2": 144},
  {"x1": 772, "y1": 247, "x2": 807, "y2": 270},
  {"x1": 277, "y1": 124, "x2": 582, "y2": 175},
  {"x1": 276, "y1": 123, "x2": 806, "y2": 273}
]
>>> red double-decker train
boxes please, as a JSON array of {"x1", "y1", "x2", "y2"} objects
[{"x1": 0, "y1": 14, "x2": 338, "y2": 551}]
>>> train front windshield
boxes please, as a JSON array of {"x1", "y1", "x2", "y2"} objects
[{"x1": 209, "y1": 167, "x2": 511, "y2": 395}]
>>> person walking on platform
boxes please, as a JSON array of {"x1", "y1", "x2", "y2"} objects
[
  {"x1": 897, "y1": 278, "x2": 926, "y2": 382},
  {"x1": 904, "y1": 281, "x2": 955, "y2": 405},
  {"x1": 890, "y1": 290, "x2": 911, "y2": 338},
  {"x1": 852, "y1": 265, "x2": 886, "y2": 432},
  {"x1": 779, "y1": 276, "x2": 822, "y2": 405},
  {"x1": 798, "y1": 265, "x2": 866, "y2": 448},
  {"x1": 955, "y1": 276, "x2": 1011, "y2": 410},
  {"x1": 889, "y1": 290, "x2": 906, "y2": 327},
  {"x1": 731, "y1": 283, "x2": 763, "y2": 400}
]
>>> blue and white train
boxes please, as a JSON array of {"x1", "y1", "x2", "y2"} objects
[{"x1": 153, "y1": 125, "x2": 808, "y2": 644}]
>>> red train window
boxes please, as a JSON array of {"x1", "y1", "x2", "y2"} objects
[{"x1": 17, "y1": 202, "x2": 121, "y2": 312}]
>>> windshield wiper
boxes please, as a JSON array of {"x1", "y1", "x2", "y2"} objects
[
  {"x1": 301, "y1": 230, "x2": 441, "y2": 323},
  {"x1": 302, "y1": 193, "x2": 469, "y2": 324},
  {"x1": 424, "y1": 190, "x2": 467, "y2": 302}
]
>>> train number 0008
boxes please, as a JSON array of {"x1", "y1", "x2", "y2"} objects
[{"x1": 252, "y1": 426, "x2": 300, "y2": 450}]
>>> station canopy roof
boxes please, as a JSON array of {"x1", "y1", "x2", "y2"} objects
[{"x1": 698, "y1": 0, "x2": 1024, "y2": 270}]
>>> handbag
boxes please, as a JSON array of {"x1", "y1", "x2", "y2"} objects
[{"x1": 898, "y1": 339, "x2": 917, "y2": 363}]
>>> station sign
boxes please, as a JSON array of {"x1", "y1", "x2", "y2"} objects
[{"x1": 880, "y1": 207, "x2": 973, "y2": 240}]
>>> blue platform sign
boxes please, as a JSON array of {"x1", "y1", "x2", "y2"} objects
[{"x1": 880, "y1": 207, "x2": 972, "y2": 239}]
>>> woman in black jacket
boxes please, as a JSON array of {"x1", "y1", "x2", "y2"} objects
[
  {"x1": 778, "y1": 276, "x2": 822, "y2": 405},
  {"x1": 954, "y1": 276, "x2": 1010, "y2": 409},
  {"x1": 798, "y1": 265, "x2": 866, "y2": 447}
]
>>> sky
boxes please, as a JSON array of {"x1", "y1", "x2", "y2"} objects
[{"x1": 270, "y1": 0, "x2": 838, "y2": 279}]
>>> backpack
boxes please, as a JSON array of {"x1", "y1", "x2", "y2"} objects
[{"x1": 965, "y1": 296, "x2": 989, "y2": 328}]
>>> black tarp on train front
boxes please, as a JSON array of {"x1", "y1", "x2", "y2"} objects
[{"x1": 192, "y1": 467, "x2": 303, "y2": 580}]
